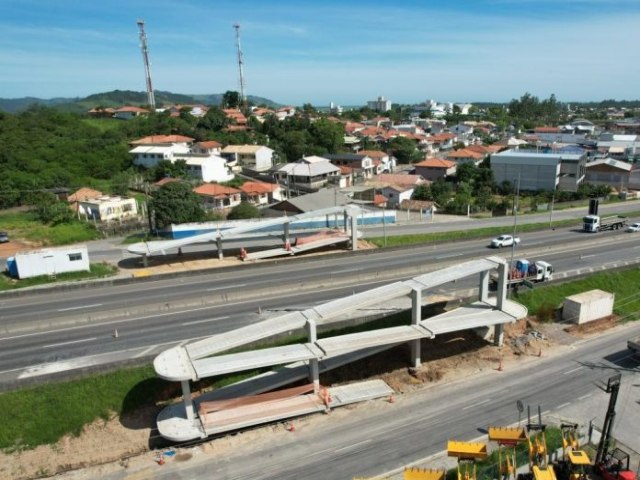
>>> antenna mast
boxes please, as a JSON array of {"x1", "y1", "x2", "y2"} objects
[
  {"x1": 137, "y1": 19, "x2": 156, "y2": 111},
  {"x1": 233, "y1": 23, "x2": 246, "y2": 108}
]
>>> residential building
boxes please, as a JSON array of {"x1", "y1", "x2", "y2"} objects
[
  {"x1": 223, "y1": 109, "x2": 248, "y2": 125},
  {"x1": 367, "y1": 173, "x2": 428, "y2": 209},
  {"x1": 78, "y1": 195, "x2": 138, "y2": 221},
  {"x1": 239, "y1": 181, "x2": 283, "y2": 205},
  {"x1": 585, "y1": 158, "x2": 632, "y2": 190},
  {"x1": 323, "y1": 153, "x2": 375, "y2": 180},
  {"x1": 192, "y1": 140, "x2": 223, "y2": 156},
  {"x1": 446, "y1": 148, "x2": 485, "y2": 166},
  {"x1": 414, "y1": 158, "x2": 457, "y2": 181},
  {"x1": 112, "y1": 106, "x2": 149, "y2": 120},
  {"x1": 68, "y1": 188, "x2": 102, "y2": 213},
  {"x1": 221, "y1": 145, "x2": 275, "y2": 172},
  {"x1": 427, "y1": 133, "x2": 456, "y2": 151},
  {"x1": 367, "y1": 96, "x2": 392, "y2": 112},
  {"x1": 491, "y1": 150, "x2": 586, "y2": 192},
  {"x1": 357, "y1": 150, "x2": 395, "y2": 173},
  {"x1": 274, "y1": 156, "x2": 341, "y2": 191},
  {"x1": 193, "y1": 183, "x2": 242, "y2": 211},
  {"x1": 276, "y1": 106, "x2": 296, "y2": 120}
]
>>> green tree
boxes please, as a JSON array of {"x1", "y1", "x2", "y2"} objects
[
  {"x1": 150, "y1": 182, "x2": 206, "y2": 229},
  {"x1": 308, "y1": 118, "x2": 344, "y2": 153},
  {"x1": 198, "y1": 106, "x2": 230, "y2": 131},
  {"x1": 110, "y1": 171, "x2": 131, "y2": 196},
  {"x1": 227, "y1": 201, "x2": 261, "y2": 220},
  {"x1": 430, "y1": 178, "x2": 453, "y2": 207},
  {"x1": 387, "y1": 136, "x2": 420, "y2": 164},
  {"x1": 222, "y1": 91, "x2": 240, "y2": 109},
  {"x1": 455, "y1": 162, "x2": 478, "y2": 185},
  {"x1": 412, "y1": 184, "x2": 432, "y2": 201}
]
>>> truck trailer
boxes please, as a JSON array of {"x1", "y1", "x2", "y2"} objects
[
  {"x1": 491, "y1": 259, "x2": 553, "y2": 288},
  {"x1": 582, "y1": 215, "x2": 627, "y2": 233}
]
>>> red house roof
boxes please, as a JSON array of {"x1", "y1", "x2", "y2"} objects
[
  {"x1": 193, "y1": 183, "x2": 241, "y2": 198},
  {"x1": 415, "y1": 157, "x2": 456, "y2": 168}
]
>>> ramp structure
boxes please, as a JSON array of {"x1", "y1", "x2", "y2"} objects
[
  {"x1": 153, "y1": 256, "x2": 527, "y2": 441},
  {"x1": 128, "y1": 205, "x2": 361, "y2": 264}
]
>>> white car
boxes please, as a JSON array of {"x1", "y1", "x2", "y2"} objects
[
  {"x1": 491, "y1": 234, "x2": 520, "y2": 248},
  {"x1": 627, "y1": 222, "x2": 640, "y2": 232}
]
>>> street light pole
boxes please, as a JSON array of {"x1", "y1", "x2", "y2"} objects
[{"x1": 549, "y1": 190, "x2": 555, "y2": 229}]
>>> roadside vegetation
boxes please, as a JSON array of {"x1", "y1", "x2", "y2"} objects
[
  {"x1": 0, "y1": 210, "x2": 100, "y2": 246},
  {"x1": 0, "y1": 263, "x2": 118, "y2": 291},
  {"x1": 1, "y1": 267, "x2": 636, "y2": 451}
]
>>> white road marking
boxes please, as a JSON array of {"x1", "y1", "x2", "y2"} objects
[
  {"x1": 563, "y1": 366, "x2": 584, "y2": 375},
  {"x1": 133, "y1": 346, "x2": 157, "y2": 358},
  {"x1": 436, "y1": 253, "x2": 464, "y2": 259},
  {"x1": 577, "y1": 393, "x2": 592, "y2": 401},
  {"x1": 462, "y1": 398, "x2": 491, "y2": 410},
  {"x1": 182, "y1": 316, "x2": 230, "y2": 326},
  {"x1": 334, "y1": 439, "x2": 372, "y2": 453},
  {"x1": 556, "y1": 402, "x2": 571, "y2": 410},
  {"x1": 43, "y1": 337, "x2": 97, "y2": 349},
  {"x1": 57, "y1": 303, "x2": 103, "y2": 312},
  {"x1": 205, "y1": 284, "x2": 246, "y2": 292}
]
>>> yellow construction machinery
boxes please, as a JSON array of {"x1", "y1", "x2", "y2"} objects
[
  {"x1": 520, "y1": 406, "x2": 557, "y2": 480},
  {"x1": 403, "y1": 467, "x2": 446, "y2": 480},
  {"x1": 554, "y1": 423, "x2": 590, "y2": 480},
  {"x1": 448, "y1": 441, "x2": 488, "y2": 480},
  {"x1": 489, "y1": 426, "x2": 528, "y2": 480}
]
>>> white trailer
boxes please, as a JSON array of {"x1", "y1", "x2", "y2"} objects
[{"x1": 8, "y1": 245, "x2": 90, "y2": 279}]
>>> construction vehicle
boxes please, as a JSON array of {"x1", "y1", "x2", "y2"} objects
[
  {"x1": 489, "y1": 426, "x2": 528, "y2": 480},
  {"x1": 448, "y1": 441, "x2": 488, "y2": 480},
  {"x1": 518, "y1": 406, "x2": 557, "y2": 480},
  {"x1": 593, "y1": 374, "x2": 637, "y2": 480},
  {"x1": 554, "y1": 423, "x2": 590, "y2": 480},
  {"x1": 582, "y1": 215, "x2": 627, "y2": 233}
]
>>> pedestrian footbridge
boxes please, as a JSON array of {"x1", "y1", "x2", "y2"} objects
[{"x1": 154, "y1": 256, "x2": 526, "y2": 441}]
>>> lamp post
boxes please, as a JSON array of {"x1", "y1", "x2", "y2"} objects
[{"x1": 549, "y1": 190, "x2": 555, "y2": 229}]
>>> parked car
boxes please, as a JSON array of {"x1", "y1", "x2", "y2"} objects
[
  {"x1": 490, "y1": 234, "x2": 520, "y2": 248},
  {"x1": 0, "y1": 231, "x2": 9, "y2": 243},
  {"x1": 626, "y1": 222, "x2": 640, "y2": 232}
]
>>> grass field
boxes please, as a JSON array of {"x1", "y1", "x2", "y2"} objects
[{"x1": 0, "y1": 211, "x2": 100, "y2": 246}]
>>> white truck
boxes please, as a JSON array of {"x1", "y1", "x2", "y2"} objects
[
  {"x1": 491, "y1": 259, "x2": 553, "y2": 288},
  {"x1": 490, "y1": 234, "x2": 520, "y2": 248},
  {"x1": 582, "y1": 215, "x2": 627, "y2": 233}
]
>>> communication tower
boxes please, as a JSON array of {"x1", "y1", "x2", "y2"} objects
[
  {"x1": 233, "y1": 23, "x2": 247, "y2": 107},
  {"x1": 137, "y1": 19, "x2": 156, "y2": 111}
]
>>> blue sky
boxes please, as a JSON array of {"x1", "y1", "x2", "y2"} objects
[{"x1": 2, "y1": 0, "x2": 640, "y2": 105}]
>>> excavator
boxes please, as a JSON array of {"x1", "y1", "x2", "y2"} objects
[
  {"x1": 519, "y1": 406, "x2": 557, "y2": 480},
  {"x1": 488, "y1": 426, "x2": 528, "y2": 480},
  {"x1": 447, "y1": 440, "x2": 489, "y2": 480}
]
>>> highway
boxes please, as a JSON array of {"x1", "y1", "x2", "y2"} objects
[
  {"x1": 1, "y1": 223, "x2": 639, "y2": 387},
  {"x1": 90, "y1": 321, "x2": 640, "y2": 480}
]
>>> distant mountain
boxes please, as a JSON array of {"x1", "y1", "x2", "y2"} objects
[{"x1": 0, "y1": 90, "x2": 282, "y2": 114}]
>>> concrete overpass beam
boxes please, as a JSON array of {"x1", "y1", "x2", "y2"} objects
[
  {"x1": 494, "y1": 324, "x2": 505, "y2": 347},
  {"x1": 410, "y1": 288, "x2": 422, "y2": 368}
]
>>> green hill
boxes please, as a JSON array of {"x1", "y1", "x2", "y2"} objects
[{"x1": 0, "y1": 90, "x2": 282, "y2": 114}]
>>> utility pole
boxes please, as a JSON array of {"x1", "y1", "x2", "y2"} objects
[
  {"x1": 137, "y1": 19, "x2": 156, "y2": 111},
  {"x1": 233, "y1": 23, "x2": 246, "y2": 109}
]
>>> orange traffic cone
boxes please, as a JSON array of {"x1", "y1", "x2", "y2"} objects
[
  {"x1": 288, "y1": 422, "x2": 296, "y2": 432},
  {"x1": 388, "y1": 394, "x2": 396, "y2": 404},
  {"x1": 157, "y1": 453, "x2": 165, "y2": 465}
]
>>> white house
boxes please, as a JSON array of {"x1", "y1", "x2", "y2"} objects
[
  {"x1": 78, "y1": 196, "x2": 138, "y2": 222},
  {"x1": 275, "y1": 156, "x2": 341, "y2": 191},
  {"x1": 221, "y1": 145, "x2": 275, "y2": 172},
  {"x1": 7, "y1": 245, "x2": 90, "y2": 279},
  {"x1": 185, "y1": 156, "x2": 234, "y2": 183}
]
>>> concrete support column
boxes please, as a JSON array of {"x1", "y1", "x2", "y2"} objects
[
  {"x1": 496, "y1": 262, "x2": 508, "y2": 311},
  {"x1": 410, "y1": 288, "x2": 422, "y2": 368},
  {"x1": 350, "y1": 212, "x2": 358, "y2": 251},
  {"x1": 494, "y1": 323, "x2": 504, "y2": 347},
  {"x1": 283, "y1": 222, "x2": 290, "y2": 244},
  {"x1": 343, "y1": 211, "x2": 348, "y2": 233},
  {"x1": 142, "y1": 254, "x2": 148, "y2": 267},
  {"x1": 306, "y1": 319, "x2": 320, "y2": 393},
  {"x1": 216, "y1": 237, "x2": 223, "y2": 260},
  {"x1": 479, "y1": 270, "x2": 490, "y2": 303},
  {"x1": 181, "y1": 380, "x2": 195, "y2": 422}
]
